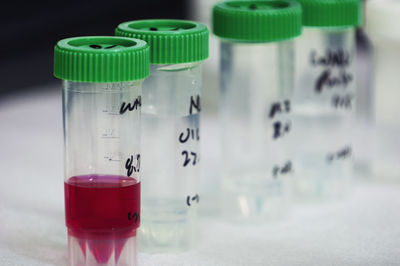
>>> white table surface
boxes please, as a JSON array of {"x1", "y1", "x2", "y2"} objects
[{"x1": 1, "y1": 89, "x2": 399, "y2": 266}]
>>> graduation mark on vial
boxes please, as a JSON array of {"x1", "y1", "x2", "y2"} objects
[
  {"x1": 269, "y1": 100, "x2": 291, "y2": 119},
  {"x1": 186, "y1": 194, "x2": 199, "y2": 206},
  {"x1": 327, "y1": 146, "x2": 352, "y2": 163},
  {"x1": 189, "y1": 95, "x2": 201, "y2": 115},
  {"x1": 179, "y1": 128, "x2": 200, "y2": 143},
  {"x1": 101, "y1": 128, "x2": 120, "y2": 139},
  {"x1": 104, "y1": 83, "x2": 125, "y2": 91},
  {"x1": 128, "y1": 211, "x2": 140, "y2": 223},
  {"x1": 104, "y1": 151, "x2": 123, "y2": 162},
  {"x1": 125, "y1": 154, "x2": 141, "y2": 176},
  {"x1": 102, "y1": 104, "x2": 120, "y2": 115},
  {"x1": 181, "y1": 151, "x2": 198, "y2": 167},
  {"x1": 273, "y1": 161, "x2": 293, "y2": 178},
  {"x1": 273, "y1": 120, "x2": 291, "y2": 139},
  {"x1": 120, "y1": 96, "x2": 141, "y2": 114}
]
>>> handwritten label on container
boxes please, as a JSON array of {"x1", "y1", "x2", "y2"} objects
[
  {"x1": 326, "y1": 146, "x2": 352, "y2": 163},
  {"x1": 310, "y1": 49, "x2": 354, "y2": 110},
  {"x1": 186, "y1": 194, "x2": 200, "y2": 206},
  {"x1": 128, "y1": 211, "x2": 140, "y2": 223},
  {"x1": 179, "y1": 95, "x2": 201, "y2": 167},
  {"x1": 179, "y1": 128, "x2": 200, "y2": 143},
  {"x1": 269, "y1": 100, "x2": 292, "y2": 140},
  {"x1": 189, "y1": 95, "x2": 201, "y2": 115},
  {"x1": 272, "y1": 161, "x2": 293, "y2": 178},
  {"x1": 120, "y1": 96, "x2": 141, "y2": 115},
  {"x1": 125, "y1": 154, "x2": 141, "y2": 177}
]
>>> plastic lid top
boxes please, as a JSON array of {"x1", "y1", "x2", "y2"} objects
[
  {"x1": 212, "y1": 0, "x2": 302, "y2": 42},
  {"x1": 54, "y1": 36, "x2": 150, "y2": 82},
  {"x1": 297, "y1": 0, "x2": 361, "y2": 27},
  {"x1": 115, "y1": 19, "x2": 209, "y2": 64}
]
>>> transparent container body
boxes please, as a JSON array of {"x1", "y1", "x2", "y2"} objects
[
  {"x1": 63, "y1": 80, "x2": 143, "y2": 266},
  {"x1": 292, "y1": 27, "x2": 356, "y2": 200},
  {"x1": 354, "y1": 29, "x2": 374, "y2": 180},
  {"x1": 139, "y1": 63, "x2": 202, "y2": 251},
  {"x1": 219, "y1": 40, "x2": 295, "y2": 222}
]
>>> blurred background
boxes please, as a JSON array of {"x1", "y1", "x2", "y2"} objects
[
  {"x1": 0, "y1": 1, "x2": 190, "y2": 97},
  {"x1": 1, "y1": 0, "x2": 400, "y2": 265}
]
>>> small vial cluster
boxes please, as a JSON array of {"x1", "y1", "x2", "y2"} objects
[{"x1": 53, "y1": 0, "x2": 361, "y2": 265}]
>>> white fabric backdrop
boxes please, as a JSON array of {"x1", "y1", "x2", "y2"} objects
[{"x1": 0, "y1": 90, "x2": 399, "y2": 266}]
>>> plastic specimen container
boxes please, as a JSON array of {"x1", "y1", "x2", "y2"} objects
[
  {"x1": 53, "y1": 36, "x2": 150, "y2": 266},
  {"x1": 115, "y1": 19, "x2": 209, "y2": 251},
  {"x1": 212, "y1": 0, "x2": 302, "y2": 221},
  {"x1": 292, "y1": 0, "x2": 361, "y2": 200}
]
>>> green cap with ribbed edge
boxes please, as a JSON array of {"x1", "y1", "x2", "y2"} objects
[
  {"x1": 297, "y1": 0, "x2": 361, "y2": 27},
  {"x1": 212, "y1": 0, "x2": 302, "y2": 42},
  {"x1": 115, "y1": 19, "x2": 209, "y2": 64},
  {"x1": 54, "y1": 36, "x2": 150, "y2": 82}
]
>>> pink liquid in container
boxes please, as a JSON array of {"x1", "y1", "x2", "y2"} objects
[
  {"x1": 54, "y1": 36, "x2": 149, "y2": 266},
  {"x1": 65, "y1": 175, "x2": 140, "y2": 264}
]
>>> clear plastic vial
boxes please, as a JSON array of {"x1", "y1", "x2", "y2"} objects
[
  {"x1": 212, "y1": 1, "x2": 302, "y2": 221},
  {"x1": 292, "y1": 0, "x2": 361, "y2": 200},
  {"x1": 54, "y1": 36, "x2": 150, "y2": 266},
  {"x1": 116, "y1": 20, "x2": 209, "y2": 251}
]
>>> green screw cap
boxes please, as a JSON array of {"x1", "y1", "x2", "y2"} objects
[
  {"x1": 54, "y1": 36, "x2": 150, "y2": 83},
  {"x1": 115, "y1": 19, "x2": 209, "y2": 64},
  {"x1": 297, "y1": 0, "x2": 361, "y2": 27},
  {"x1": 212, "y1": 0, "x2": 302, "y2": 42}
]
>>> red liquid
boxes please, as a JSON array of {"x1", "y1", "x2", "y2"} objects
[{"x1": 65, "y1": 175, "x2": 140, "y2": 263}]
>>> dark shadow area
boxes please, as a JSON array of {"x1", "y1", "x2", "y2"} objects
[{"x1": 0, "y1": 1, "x2": 189, "y2": 98}]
